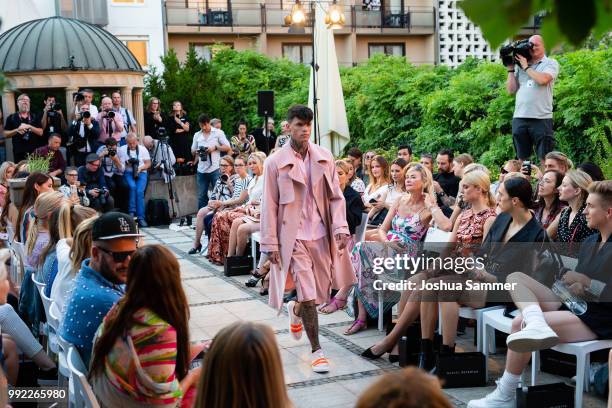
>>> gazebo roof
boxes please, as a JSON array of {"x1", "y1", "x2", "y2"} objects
[{"x1": 0, "y1": 16, "x2": 142, "y2": 73}]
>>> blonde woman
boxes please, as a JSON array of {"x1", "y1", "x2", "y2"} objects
[
  {"x1": 343, "y1": 158, "x2": 366, "y2": 196},
  {"x1": 0, "y1": 161, "x2": 15, "y2": 209},
  {"x1": 363, "y1": 155, "x2": 391, "y2": 211},
  {"x1": 25, "y1": 191, "x2": 66, "y2": 270}
]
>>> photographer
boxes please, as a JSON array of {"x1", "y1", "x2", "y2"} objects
[
  {"x1": 41, "y1": 94, "x2": 67, "y2": 139},
  {"x1": 4, "y1": 94, "x2": 44, "y2": 162},
  {"x1": 143, "y1": 135, "x2": 176, "y2": 183},
  {"x1": 68, "y1": 103, "x2": 100, "y2": 166},
  {"x1": 118, "y1": 133, "x2": 151, "y2": 227},
  {"x1": 191, "y1": 114, "x2": 232, "y2": 209},
  {"x1": 59, "y1": 167, "x2": 90, "y2": 206},
  {"x1": 78, "y1": 153, "x2": 114, "y2": 212},
  {"x1": 111, "y1": 91, "x2": 137, "y2": 141},
  {"x1": 97, "y1": 96, "x2": 125, "y2": 144},
  {"x1": 506, "y1": 35, "x2": 559, "y2": 162},
  {"x1": 96, "y1": 138, "x2": 129, "y2": 212},
  {"x1": 72, "y1": 89, "x2": 99, "y2": 120}
]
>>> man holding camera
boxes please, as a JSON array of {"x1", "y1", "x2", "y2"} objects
[
  {"x1": 33, "y1": 133, "x2": 66, "y2": 178},
  {"x1": 97, "y1": 138, "x2": 129, "y2": 212},
  {"x1": 118, "y1": 133, "x2": 151, "y2": 227},
  {"x1": 111, "y1": 91, "x2": 137, "y2": 141},
  {"x1": 506, "y1": 35, "x2": 559, "y2": 162},
  {"x1": 78, "y1": 153, "x2": 115, "y2": 212},
  {"x1": 144, "y1": 135, "x2": 176, "y2": 183},
  {"x1": 97, "y1": 96, "x2": 125, "y2": 145},
  {"x1": 69, "y1": 102, "x2": 100, "y2": 166},
  {"x1": 4, "y1": 93, "x2": 44, "y2": 162},
  {"x1": 41, "y1": 94, "x2": 68, "y2": 139},
  {"x1": 191, "y1": 114, "x2": 232, "y2": 209}
]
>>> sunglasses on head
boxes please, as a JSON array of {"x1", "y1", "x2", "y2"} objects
[
  {"x1": 500, "y1": 166, "x2": 509, "y2": 175},
  {"x1": 98, "y1": 246, "x2": 135, "y2": 263}
]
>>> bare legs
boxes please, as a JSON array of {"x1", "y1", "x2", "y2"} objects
[
  {"x1": 506, "y1": 272, "x2": 561, "y2": 312},
  {"x1": 193, "y1": 207, "x2": 210, "y2": 248},
  {"x1": 227, "y1": 219, "x2": 260, "y2": 257}
]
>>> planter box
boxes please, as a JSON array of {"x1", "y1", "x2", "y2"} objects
[{"x1": 8, "y1": 177, "x2": 61, "y2": 208}]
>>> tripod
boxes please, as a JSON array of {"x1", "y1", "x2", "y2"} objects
[{"x1": 153, "y1": 138, "x2": 179, "y2": 219}]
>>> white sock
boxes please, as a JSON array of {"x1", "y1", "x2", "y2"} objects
[
  {"x1": 497, "y1": 370, "x2": 521, "y2": 399},
  {"x1": 521, "y1": 304, "x2": 546, "y2": 326}
]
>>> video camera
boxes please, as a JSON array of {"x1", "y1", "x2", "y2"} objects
[
  {"x1": 46, "y1": 102, "x2": 62, "y2": 119},
  {"x1": 500, "y1": 39, "x2": 533, "y2": 67},
  {"x1": 127, "y1": 157, "x2": 140, "y2": 180},
  {"x1": 157, "y1": 126, "x2": 169, "y2": 142}
]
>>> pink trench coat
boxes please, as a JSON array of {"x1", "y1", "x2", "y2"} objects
[{"x1": 260, "y1": 143, "x2": 356, "y2": 310}]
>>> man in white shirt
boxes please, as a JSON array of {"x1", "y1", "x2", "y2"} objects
[
  {"x1": 111, "y1": 91, "x2": 137, "y2": 141},
  {"x1": 118, "y1": 133, "x2": 151, "y2": 227},
  {"x1": 191, "y1": 114, "x2": 232, "y2": 208}
]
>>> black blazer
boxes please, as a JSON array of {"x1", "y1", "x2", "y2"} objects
[
  {"x1": 344, "y1": 185, "x2": 364, "y2": 235},
  {"x1": 69, "y1": 120, "x2": 100, "y2": 152}
]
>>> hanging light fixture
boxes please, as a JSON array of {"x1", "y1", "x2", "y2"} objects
[
  {"x1": 325, "y1": 0, "x2": 345, "y2": 29},
  {"x1": 284, "y1": 0, "x2": 306, "y2": 26}
]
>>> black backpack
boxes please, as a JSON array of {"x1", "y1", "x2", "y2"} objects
[{"x1": 146, "y1": 199, "x2": 171, "y2": 226}]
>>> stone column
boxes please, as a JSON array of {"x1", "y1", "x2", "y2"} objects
[
  {"x1": 121, "y1": 87, "x2": 133, "y2": 112},
  {"x1": 65, "y1": 87, "x2": 79, "y2": 122},
  {"x1": 133, "y1": 88, "x2": 145, "y2": 141},
  {"x1": 2, "y1": 90, "x2": 16, "y2": 161}
]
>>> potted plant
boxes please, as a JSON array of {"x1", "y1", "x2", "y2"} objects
[{"x1": 8, "y1": 153, "x2": 60, "y2": 207}]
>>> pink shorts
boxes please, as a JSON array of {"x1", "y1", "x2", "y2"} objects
[{"x1": 289, "y1": 237, "x2": 332, "y2": 305}]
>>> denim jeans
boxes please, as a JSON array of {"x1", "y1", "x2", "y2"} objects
[
  {"x1": 197, "y1": 169, "x2": 219, "y2": 209},
  {"x1": 124, "y1": 171, "x2": 148, "y2": 219}
]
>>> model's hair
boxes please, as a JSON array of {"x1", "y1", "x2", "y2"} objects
[
  {"x1": 588, "y1": 180, "x2": 612, "y2": 208},
  {"x1": 545, "y1": 151, "x2": 573, "y2": 171},
  {"x1": 146, "y1": 97, "x2": 161, "y2": 113},
  {"x1": 503, "y1": 176, "x2": 534, "y2": 209},
  {"x1": 577, "y1": 162, "x2": 604, "y2": 182},
  {"x1": 69, "y1": 217, "x2": 97, "y2": 275},
  {"x1": 462, "y1": 169, "x2": 496, "y2": 207},
  {"x1": 367, "y1": 155, "x2": 391, "y2": 191},
  {"x1": 0, "y1": 161, "x2": 15, "y2": 186},
  {"x1": 356, "y1": 367, "x2": 453, "y2": 408},
  {"x1": 195, "y1": 321, "x2": 289, "y2": 408},
  {"x1": 90, "y1": 245, "x2": 190, "y2": 381},
  {"x1": 16, "y1": 172, "x2": 52, "y2": 241},
  {"x1": 454, "y1": 153, "x2": 473, "y2": 167},
  {"x1": 287, "y1": 104, "x2": 313, "y2": 123},
  {"x1": 25, "y1": 191, "x2": 65, "y2": 260},
  {"x1": 404, "y1": 162, "x2": 434, "y2": 197},
  {"x1": 565, "y1": 169, "x2": 593, "y2": 204}
]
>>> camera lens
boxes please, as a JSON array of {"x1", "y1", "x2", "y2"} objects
[
  {"x1": 82, "y1": 111, "x2": 91, "y2": 119},
  {"x1": 107, "y1": 111, "x2": 115, "y2": 119}
]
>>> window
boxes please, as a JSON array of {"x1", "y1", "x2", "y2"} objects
[
  {"x1": 190, "y1": 43, "x2": 234, "y2": 62},
  {"x1": 125, "y1": 40, "x2": 148, "y2": 67},
  {"x1": 368, "y1": 43, "x2": 405, "y2": 58},
  {"x1": 282, "y1": 44, "x2": 313, "y2": 65}
]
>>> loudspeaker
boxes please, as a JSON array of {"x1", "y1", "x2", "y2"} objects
[{"x1": 257, "y1": 90, "x2": 274, "y2": 117}]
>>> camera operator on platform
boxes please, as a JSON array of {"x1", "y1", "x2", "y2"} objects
[
  {"x1": 506, "y1": 35, "x2": 559, "y2": 162},
  {"x1": 118, "y1": 133, "x2": 151, "y2": 227},
  {"x1": 69, "y1": 101, "x2": 100, "y2": 166},
  {"x1": 41, "y1": 94, "x2": 68, "y2": 140},
  {"x1": 191, "y1": 114, "x2": 232, "y2": 209},
  {"x1": 144, "y1": 135, "x2": 176, "y2": 184},
  {"x1": 97, "y1": 138, "x2": 129, "y2": 212}
]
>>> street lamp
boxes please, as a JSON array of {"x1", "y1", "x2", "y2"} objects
[{"x1": 285, "y1": 0, "x2": 345, "y2": 145}]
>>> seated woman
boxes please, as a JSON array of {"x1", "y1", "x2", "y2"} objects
[
  {"x1": 344, "y1": 158, "x2": 366, "y2": 196},
  {"x1": 347, "y1": 162, "x2": 432, "y2": 335},
  {"x1": 362, "y1": 155, "x2": 391, "y2": 223},
  {"x1": 468, "y1": 180, "x2": 611, "y2": 408},
  {"x1": 491, "y1": 160, "x2": 521, "y2": 195},
  {"x1": 0, "y1": 162, "x2": 15, "y2": 210},
  {"x1": 188, "y1": 156, "x2": 246, "y2": 254},
  {"x1": 195, "y1": 321, "x2": 290, "y2": 408},
  {"x1": 534, "y1": 170, "x2": 565, "y2": 229},
  {"x1": 207, "y1": 152, "x2": 265, "y2": 265},
  {"x1": 0, "y1": 249, "x2": 56, "y2": 385},
  {"x1": 548, "y1": 169, "x2": 596, "y2": 255},
  {"x1": 317, "y1": 160, "x2": 365, "y2": 313},
  {"x1": 90, "y1": 245, "x2": 205, "y2": 408},
  {"x1": 15, "y1": 172, "x2": 53, "y2": 243},
  {"x1": 361, "y1": 169, "x2": 496, "y2": 361}
]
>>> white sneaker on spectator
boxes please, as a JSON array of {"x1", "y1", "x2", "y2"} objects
[
  {"x1": 467, "y1": 387, "x2": 515, "y2": 408},
  {"x1": 506, "y1": 322, "x2": 559, "y2": 352},
  {"x1": 311, "y1": 349, "x2": 330, "y2": 373}
]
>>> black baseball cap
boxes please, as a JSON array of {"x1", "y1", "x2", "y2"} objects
[
  {"x1": 86, "y1": 153, "x2": 100, "y2": 163},
  {"x1": 92, "y1": 212, "x2": 144, "y2": 241}
]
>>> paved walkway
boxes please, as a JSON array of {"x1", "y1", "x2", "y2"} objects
[{"x1": 142, "y1": 226, "x2": 607, "y2": 408}]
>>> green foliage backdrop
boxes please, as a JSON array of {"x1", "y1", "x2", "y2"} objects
[{"x1": 145, "y1": 46, "x2": 611, "y2": 176}]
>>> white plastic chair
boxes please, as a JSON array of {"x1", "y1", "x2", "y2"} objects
[
  {"x1": 10, "y1": 240, "x2": 26, "y2": 286},
  {"x1": 250, "y1": 231, "x2": 261, "y2": 270},
  {"x1": 355, "y1": 213, "x2": 369, "y2": 244},
  {"x1": 67, "y1": 347, "x2": 99, "y2": 408}
]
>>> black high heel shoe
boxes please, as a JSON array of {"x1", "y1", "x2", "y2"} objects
[
  {"x1": 361, "y1": 347, "x2": 386, "y2": 360},
  {"x1": 388, "y1": 354, "x2": 399, "y2": 363},
  {"x1": 188, "y1": 245, "x2": 202, "y2": 255},
  {"x1": 245, "y1": 276, "x2": 261, "y2": 287}
]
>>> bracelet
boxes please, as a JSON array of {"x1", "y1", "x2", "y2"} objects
[{"x1": 507, "y1": 70, "x2": 515, "y2": 73}]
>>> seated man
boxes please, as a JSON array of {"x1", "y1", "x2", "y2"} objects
[
  {"x1": 78, "y1": 153, "x2": 114, "y2": 213},
  {"x1": 143, "y1": 135, "x2": 176, "y2": 183},
  {"x1": 59, "y1": 212, "x2": 142, "y2": 365},
  {"x1": 118, "y1": 133, "x2": 151, "y2": 227},
  {"x1": 59, "y1": 166, "x2": 89, "y2": 207},
  {"x1": 96, "y1": 138, "x2": 128, "y2": 212},
  {"x1": 33, "y1": 133, "x2": 65, "y2": 178}
]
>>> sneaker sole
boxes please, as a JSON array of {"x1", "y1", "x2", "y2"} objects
[
  {"x1": 312, "y1": 365, "x2": 329, "y2": 373},
  {"x1": 506, "y1": 333, "x2": 559, "y2": 353}
]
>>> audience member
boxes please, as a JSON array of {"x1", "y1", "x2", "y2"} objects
[
  {"x1": 343, "y1": 158, "x2": 366, "y2": 196},
  {"x1": 0, "y1": 109, "x2": 5, "y2": 163},
  {"x1": 76, "y1": 89, "x2": 99, "y2": 118},
  {"x1": 366, "y1": 158, "x2": 407, "y2": 234},
  {"x1": 118, "y1": 133, "x2": 151, "y2": 226},
  {"x1": 33, "y1": 133, "x2": 66, "y2": 178},
  {"x1": 363, "y1": 155, "x2": 391, "y2": 213},
  {"x1": 144, "y1": 97, "x2": 165, "y2": 138},
  {"x1": 97, "y1": 96, "x2": 125, "y2": 144},
  {"x1": 97, "y1": 137, "x2": 128, "y2": 211},
  {"x1": 166, "y1": 101, "x2": 191, "y2": 162},
  {"x1": 274, "y1": 120, "x2": 291, "y2": 149},
  {"x1": 534, "y1": 170, "x2": 565, "y2": 229},
  {"x1": 111, "y1": 90, "x2": 137, "y2": 138},
  {"x1": 419, "y1": 153, "x2": 434, "y2": 174},
  {"x1": 59, "y1": 167, "x2": 89, "y2": 206},
  {"x1": 191, "y1": 114, "x2": 232, "y2": 209},
  {"x1": 230, "y1": 121, "x2": 256, "y2": 155},
  {"x1": 90, "y1": 245, "x2": 202, "y2": 407},
  {"x1": 0, "y1": 162, "x2": 15, "y2": 209},
  {"x1": 3, "y1": 94, "x2": 44, "y2": 161},
  {"x1": 491, "y1": 160, "x2": 521, "y2": 194},
  {"x1": 347, "y1": 147, "x2": 364, "y2": 180},
  {"x1": 60, "y1": 212, "x2": 142, "y2": 365},
  {"x1": 78, "y1": 153, "x2": 114, "y2": 213},
  {"x1": 397, "y1": 144, "x2": 412, "y2": 162},
  {"x1": 143, "y1": 135, "x2": 176, "y2": 183},
  {"x1": 356, "y1": 367, "x2": 453, "y2": 408},
  {"x1": 544, "y1": 150, "x2": 572, "y2": 175},
  {"x1": 452, "y1": 153, "x2": 474, "y2": 178},
  {"x1": 433, "y1": 149, "x2": 461, "y2": 201},
  {"x1": 362, "y1": 150, "x2": 376, "y2": 185},
  {"x1": 69, "y1": 101, "x2": 100, "y2": 166},
  {"x1": 195, "y1": 322, "x2": 290, "y2": 408},
  {"x1": 577, "y1": 162, "x2": 604, "y2": 181},
  {"x1": 252, "y1": 118, "x2": 276, "y2": 155},
  {"x1": 211, "y1": 118, "x2": 222, "y2": 129},
  {"x1": 40, "y1": 94, "x2": 68, "y2": 138},
  {"x1": 15, "y1": 172, "x2": 53, "y2": 243}
]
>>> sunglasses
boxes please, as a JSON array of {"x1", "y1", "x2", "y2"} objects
[
  {"x1": 365, "y1": 155, "x2": 375, "y2": 159},
  {"x1": 219, "y1": 164, "x2": 230, "y2": 167},
  {"x1": 500, "y1": 167, "x2": 509, "y2": 175},
  {"x1": 98, "y1": 246, "x2": 135, "y2": 263},
  {"x1": 66, "y1": 173, "x2": 78, "y2": 177}
]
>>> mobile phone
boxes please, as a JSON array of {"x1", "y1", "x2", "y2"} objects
[
  {"x1": 521, "y1": 161, "x2": 531, "y2": 176},
  {"x1": 368, "y1": 198, "x2": 378, "y2": 204},
  {"x1": 70, "y1": 185, "x2": 78, "y2": 195},
  {"x1": 190, "y1": 350, "x2": 205, "y2": 369}
]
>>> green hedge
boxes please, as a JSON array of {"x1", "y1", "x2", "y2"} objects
[{"x1": 144, "y1": 46, "x2": 611, "y2": 176}]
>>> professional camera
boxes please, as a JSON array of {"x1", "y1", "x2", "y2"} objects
[
  {"x1": 98, "y1": 187, "x2": 109, "y2": 206},
  {"x1": 500, "y1": 39, "x2": 533, "y2": 66},
  {"x1": 108, "y1": 147, "x2": 117, "y2": 157},
  {"x1": 105, "y1": 110, "x2": 115, "y2": 119},
  {"x1": 127, "y1": 157, "x2": 139, "y2": 166},
  {"x1": 220, "y1": 174, "x2": 229, "y2": 183},
  {"x1": 51, "y1": 103, "x2": 61, "y2": 111},
  {"x1": 198, "y1": 146, "x2": 209, "y2": 162},
  {"x1": 46, "y1": 103, "x2": 62, "y2": 119},
  {"x1": 157, "y1": 127, "x2": 169, "y2": 142}
]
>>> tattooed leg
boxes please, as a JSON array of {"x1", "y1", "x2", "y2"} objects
[{"x1": 298, "y1": 300, "x2": 321, "y2": 353}]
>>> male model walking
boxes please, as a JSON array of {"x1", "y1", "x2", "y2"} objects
[{"x1": 261, "y1": 105, "x2": 355, "y2": 373}]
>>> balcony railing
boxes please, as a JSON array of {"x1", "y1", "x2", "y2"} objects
[{"x1": 165, "y1": 1, "x2": 434, "y2": 32}]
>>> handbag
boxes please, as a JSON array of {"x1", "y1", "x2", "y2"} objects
[
  {"x1": 516, "y1": 382, "x2": 574, "y2": 408},
  {"x1": 436, "y1": 352, "x2": 487, "y2": 388},
  {"x1": 224, "y1": 255, "x2": 253, "y2": 277},
  {"x1": 533, "y1": 238, "x2": 566, "y2": 288}
]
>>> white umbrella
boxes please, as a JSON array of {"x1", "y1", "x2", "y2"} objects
[{"x1": 308, "y1": 4, "x2": 350, "y2": 156}]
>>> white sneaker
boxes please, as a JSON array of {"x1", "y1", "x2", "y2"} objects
[
  {"x1": 506, "y1": 322, "x2": 559, "y2": 352},
  {"x1": 287, "y1": 301, "x2": 303, "y2": 341},
  {"x1": 467, "y1": 387, "x2": 515, "y2": 408},
  {"x1": 311, "y1": 350, "x2": 330, "y2": 373}
]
